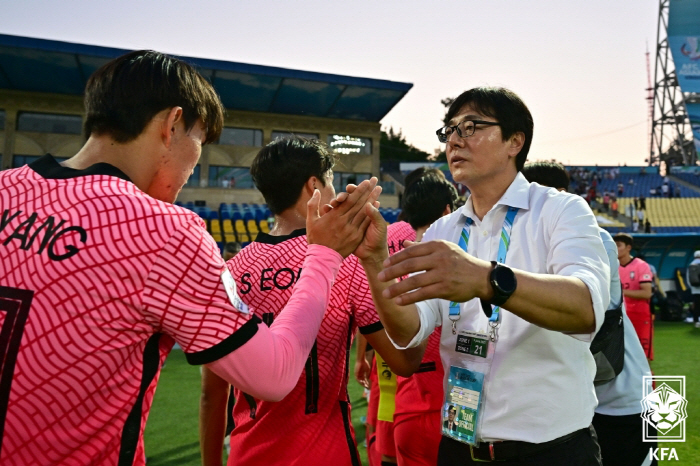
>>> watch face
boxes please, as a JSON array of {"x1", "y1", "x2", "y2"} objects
[{"x1": 493, "y1": 266, "x2": 516, "y2": 293}]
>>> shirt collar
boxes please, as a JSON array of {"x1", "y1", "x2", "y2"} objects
[{"x1": 459, "y1": 172, "x2": 531, "y2": 222}]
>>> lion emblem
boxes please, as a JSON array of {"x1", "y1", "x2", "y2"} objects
[{"x1": 640, "y1": 383, "x2": 688, "y2": 434}]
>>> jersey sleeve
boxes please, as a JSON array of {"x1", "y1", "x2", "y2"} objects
[
  {"x1": 142, "y1": 218, "x2": 255, "y2": 363},
  {"x1": 347, "y1": 255, "x2": 384, "y2": 335},
  {"x1": 638, "y1": 261, "x2": 653, "y2": 284}
]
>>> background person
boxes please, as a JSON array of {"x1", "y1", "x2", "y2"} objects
[
  {"x1": 522, "y1": 162, "x2": 656, "y2": 466},
  {"x1": 357, "y1": 87, "x2": 609, "y2": 465},
  {"x1": 222, "y1": 241, "x2": 242, "y2": 261},
  {"x1": 359, "y1": 167, "x2": 447, "y2": 466},
  {"x1": 687, "y1": 251, "x2": 700, "y2": 329},
  {"x1": 199, "y1": 137, "x2": 424, "y2": 466},
  {"x1": 392, "y1": 172, "x2": 458, "y2": 466},
  {"x1": 614, "y1": 233, "x2": 654, "y2": 360}
]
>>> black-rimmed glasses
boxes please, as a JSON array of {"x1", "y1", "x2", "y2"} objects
[{"x1": 436, "y1": 120, "x2": 500, "y2": 143}]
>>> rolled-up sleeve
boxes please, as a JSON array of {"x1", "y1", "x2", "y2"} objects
[
  {"x1": 387, "y1": 298, "x2": 442, "y2": 349},
  {"x1": 545, "y1": 195, "x2": 610, "y2": 341}
]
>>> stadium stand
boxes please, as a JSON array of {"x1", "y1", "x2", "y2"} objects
[
  {"x1": 672, "y1": 172, "x2": 700, "y2": 189},
  {"x1": 617, "y1": 198, "x2": 700, "y2": 227}
]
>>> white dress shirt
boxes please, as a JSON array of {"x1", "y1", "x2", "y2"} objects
[
  {"x1": 398, "y1": 173, "x2": 610, "y2": 443},
  {"x1": 595, "y1": 229, "x2": 652, "y2": 415}
]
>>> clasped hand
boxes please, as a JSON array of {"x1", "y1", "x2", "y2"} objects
[{"x1": 378, "y1": 240, "x2": 493, "y2": 306}]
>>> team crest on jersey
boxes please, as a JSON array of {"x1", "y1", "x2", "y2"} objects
[
  {"x1": 221, "y1": 269, "x2": 249, "y2": 314},
  {"x1": 630, "y1": 271, "x2": 635, "y2": 280}
]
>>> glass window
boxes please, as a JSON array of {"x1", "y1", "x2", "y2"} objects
[
  {"x1": 185, "y1": 165, "x2": 201, "y2": 187},
  {"x1": 271, "y1": 130, "x2": 319, "y2": 141},
  {"x1": 17, "y1": 112, "x2": 82, "y2": 135},
  {"x1": 13, "y1": 155, "x2": 69, "y2": 168},
  {"x1": 218, "y1": 127, "x2": 263, "y2": 147},
  {"x1": 208, "y1": 166, "x2": 255, "y2": 189},
  {"x1": 327, "y1": 134, "x2": 372, "y2": 155},
  {"x1": 333, "y1": 172, "x2": 371, "y2": 192},
  {"x1": 0, "y1": 110, "x2": 5, "y2": 130}
]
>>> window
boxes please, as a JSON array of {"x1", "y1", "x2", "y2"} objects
[
  {"x1": 327, "y1": 134, "x2": 372, "y2": 155},
  {"x1": 218, "y1": 127, "x2": 263, "y2": 147},
  {"x1": 271, "y1": 131, "x2": 319, "y2": 141},
  {"x1": 17, "y1": 112, "x2": 82, "y2": 135},
  {"x1": 13, "y1": 155, "x2": 69, "y2": 168},
  {"x1": 333, "y1": 172, "x2": 371, "y2": 192},
  {"x1": 185, "y1": 165, "x2": 201, "y2": 187},
  {"x1": 0, "y1": 110, "x2": 5, "y2": 130},
  {"x1": 208, "y1": 166, "x2": 255, "y2": 189}
]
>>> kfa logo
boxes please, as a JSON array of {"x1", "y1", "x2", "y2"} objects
[{"x1": 641, "y1": 376, "x2": 687, "y2": 462}]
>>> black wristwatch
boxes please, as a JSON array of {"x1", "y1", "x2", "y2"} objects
[{"x1": 488, "y1": 261, "x2": 517, "y2": 307}]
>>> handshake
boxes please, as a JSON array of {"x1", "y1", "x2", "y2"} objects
[{"x1": 306, "y1": 177, "x2": 387, "y2": 261}]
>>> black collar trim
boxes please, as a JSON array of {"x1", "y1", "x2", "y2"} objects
[
  {"x1": 620, "y1": 257, "x2": 637, "y2": 268},
  {"x1": 255, "y1": 229, "x2": 306, "y2": 245},
  {"x1": 29, "y1": 154, "x2": 132, "y2": 182}
]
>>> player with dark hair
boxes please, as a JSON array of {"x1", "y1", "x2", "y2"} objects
[
  {"x1": 222, "y1": 241, "x2": 242, "y2": 261},
  {"x1": 613, "y1": 233, "x2": 654, "y2": 360},
  {"x1": 522, "y1": 162, "x2": 655, "y2": 466},
  {"x1": 199, "y1": 137, "x2": 424, "y2": 466},
  {"x1": 0, "y1": 50, "x2": 379, "y2": 466},
  {"x1": 392, "y1": 173, "x2": 457, "y2": 466},
  {"x1": 520, "y1": 162, "x2": 570, "y2": 193},
  {"x1": 359, "y1": 168, "x2": 447, "y2": 466}
]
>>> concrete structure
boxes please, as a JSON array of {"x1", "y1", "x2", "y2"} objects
[{"x1": 0, "y1": 34, "x2": 411, "y2": 206}]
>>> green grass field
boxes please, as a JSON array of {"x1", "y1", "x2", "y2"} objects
[{"x1": 145, "y1": 322, "x2": 700, "y2": 465}]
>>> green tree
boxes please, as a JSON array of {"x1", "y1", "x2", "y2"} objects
[{"x1": 379, "y1": 127, "x2": 433, "y2": 162}]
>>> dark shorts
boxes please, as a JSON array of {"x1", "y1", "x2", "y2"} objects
[{"x1": 592, "y1": 412, "x2": 657, "y2": 466}]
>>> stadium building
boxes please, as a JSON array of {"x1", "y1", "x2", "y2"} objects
[{"x1": 0, "y1": 33, "x2": 410, "y2": 213}]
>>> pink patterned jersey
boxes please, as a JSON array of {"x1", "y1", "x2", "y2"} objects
[
  {"x1": 619, "y1": 257, "x2": 653, "y2": 316},
  {"x1": 226, "y1": 230, "x2": 381, "y2": 466},
  {"x1": 0, "y1": 155, "x2": 253, "y2": 466},
  {"x1": 387, "y1": 221, "x2": 416, "y2": 256}
]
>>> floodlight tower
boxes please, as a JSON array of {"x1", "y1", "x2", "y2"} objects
[{"x1": 649, "y1": 0, "x2": 697, "y2": 168}]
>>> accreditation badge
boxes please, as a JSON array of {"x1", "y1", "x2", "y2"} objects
[{"x1": 442, "y1": 329, "x2": 496, "y2": 447}]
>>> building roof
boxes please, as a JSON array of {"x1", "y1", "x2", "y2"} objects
[{"x1": 0, "y1": 34, "x2": 412, "y2": 122}]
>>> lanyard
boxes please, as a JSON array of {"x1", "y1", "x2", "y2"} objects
[{"x1": 448, "y1": 206, "x2": 519, "y2": 338}]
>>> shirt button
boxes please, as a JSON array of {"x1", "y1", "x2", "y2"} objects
[{"x1": 482, "y1": 231, "x2": 488, "y2": 237}]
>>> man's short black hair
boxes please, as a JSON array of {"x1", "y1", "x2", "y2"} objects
[
  {"x1": 84, "y1": 50, "x2": 224, "y2": 144},
  {"x1": 404, "y1": 167, "x2": 445, "y2": 190},
  {"x1": 251, "y1": 137, "x2": 338, "y2": 215},
  {"x1": 613, "y1": 233, "x2": 634, "y2": 247},
  {"x1": 224, "y1": 242, "x2": 242, "y2": 255},
  {"x1": 402, "y1": 173, "x2": 458, "y2": 230},
  {"x1": 446, "y1": 87, "x2": 534, "y2": 171},
  {"x1": 521, "y1": 162, "x2": 570, "y2": 191}
]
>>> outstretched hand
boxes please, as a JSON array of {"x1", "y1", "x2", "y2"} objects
[
  {"x1": 306, "y1": 178, "x2": 382, "y2": 258},
  {"x1": 325, "y1": 183, "x2": 387, "y2": 263},
  {"x1": 376, "y1": 240, "x2": 493, "y2": 305}
]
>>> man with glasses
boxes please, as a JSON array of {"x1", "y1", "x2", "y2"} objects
[{"x1": 352, "y1": 87, "x2": 609, "y2": 465}]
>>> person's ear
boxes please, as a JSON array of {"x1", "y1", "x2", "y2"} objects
[
  {"x1": 508, "y1": 132, "x2": 525, "y2": 158},
  {"x1": 304, "y1": 176, "x2": 319, "y2": 197},
  {"x1": 443, "y1": 204, "x2": 452, "y2": 216},
  {"x1": 162, "y1": 107, "x2": 184, "y2": 148}
]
